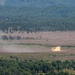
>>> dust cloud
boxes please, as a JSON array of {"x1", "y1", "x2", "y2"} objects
[
  {"x1": 0, "y1": 40, "x2": 32, "y2": 53},
  {"x1": 0, "y1": 31, "x2": 30, "y2": 53},
  {"x1": 0, "y1": 31, "x2": 41, "y2": 53}
]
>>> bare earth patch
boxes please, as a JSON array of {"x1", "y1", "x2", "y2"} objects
[{"x1": 0, "y1": 31, "x2": 75, "y2": 54}]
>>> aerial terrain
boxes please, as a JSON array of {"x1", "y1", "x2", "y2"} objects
[
  {"x1": 0, "y1": 0, "x2": 75, "y2": 31},
  {"x1": 0, "y1": 0, "x2": 75, "y2": 75}
]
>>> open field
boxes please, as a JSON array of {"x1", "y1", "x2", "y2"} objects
[
  {"x1": 0, "y1": 31, "x2": 75, "y2": 47},
  {"x1": 0, "y1": 31, "x2": 75, "y2": 74},
  {"x1": 1, "y1": 31, "x2": 75, "y2": 46},
  {"x1": 0, "y1": 49, "x2": 75, "y2": 61},
  {"x1": 0, "y1": 31, "x2": 75, "y2": 60}
]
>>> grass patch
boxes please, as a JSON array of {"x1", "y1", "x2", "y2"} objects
[{"x1": 63, "y1": 69, "x2": 75, "y2": 74}]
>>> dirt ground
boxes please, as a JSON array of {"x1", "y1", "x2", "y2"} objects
[
  {"x1": 0, "y1": 31, "x2": 75, "y2": 53},
  {"x1": 1, "y1": 31, "x2": 75, "y2": 46}
]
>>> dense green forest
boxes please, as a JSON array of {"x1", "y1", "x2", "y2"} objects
[
  {"x1": 0, "y1": 0, "x2": 75, "y2": 32},
  {"x1": 0, "y1": 58, "x2": 75, "y2": 75}
]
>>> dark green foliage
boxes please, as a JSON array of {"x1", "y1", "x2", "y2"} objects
[
  {"x1": 0, "y1": 3, "x2": 75, "y2": 32},
  {"x1": 1, "y1": 35, "x2": 21, "y2": 40},
  {"x1": 0, "y1": 59, "x2": 75, "y2": 75}
]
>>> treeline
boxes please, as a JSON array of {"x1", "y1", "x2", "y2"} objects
[
  {"x1": 0, "y1": 16, "x2": 75, "y2": 32},
  {"x1": 1, "y1": 35, "x2": 21, "y2": 40},
  {"x1": 1, "y1": 35, "x2": 36, "y2": 40},
  {"x1": 0, "y1": 59, "x2": 75, "y2": 75},
  {"x1": 0, "y1": 6, "x2": 75, "y2": 32}
]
